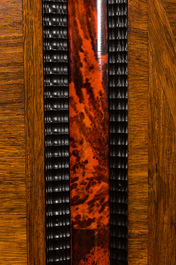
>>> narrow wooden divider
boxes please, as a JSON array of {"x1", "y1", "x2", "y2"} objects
[
  {"x1": 128, "y1": 0, "x2": 148, "y2": 264},
  {"x1": 23, "y1": 0, "x2": 46, "y2": 264}
]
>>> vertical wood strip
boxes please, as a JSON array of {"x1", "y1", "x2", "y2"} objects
[
  {"x1": 128, "y1": 0, "x2": 148, "y2": 264},
  {"x1": 23, "y1": 0, "x2": 46, "y2": 264},
  {"x1": 0, "y1": 0, "x2": 27, "y2": 263},
  {"x1": 149, "y1": 0, "x2": 176, "y2": 264}
]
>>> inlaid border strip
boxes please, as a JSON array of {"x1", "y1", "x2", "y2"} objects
[{"x1": 24, "y1": 0, "x2": 46, "y2": 263}]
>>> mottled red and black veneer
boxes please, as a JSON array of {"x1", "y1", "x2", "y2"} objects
[{"x1": 68, "y1": 0, "x2": 110, "y2": 264}]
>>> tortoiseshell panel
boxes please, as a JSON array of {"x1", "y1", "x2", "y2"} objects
[{"x1": 68, "y1": 0, "x2": 110, "y2": 264}]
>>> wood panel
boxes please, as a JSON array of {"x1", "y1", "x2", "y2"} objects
[
  {"x1": 0, "y1": 0, "x2": 27, "y2": 264},
  {"x1": 129, "y1": 0, "x2": 176, "y2": 264},
  {"x1": 149, "y1": 0, "x2": 176, "y2": 264},
  {"x1": 23, "y1": 0, "x2": 46, "y2": 264},
  {"x1": 0, "y1": 0, "x2": 45, "y2": 263},
  {"x1": 128, "y1": 0, "x2": 148, "y2": 264},
  {"x1": 1, "y1": 0, "x2": 176, "y2": 264}
]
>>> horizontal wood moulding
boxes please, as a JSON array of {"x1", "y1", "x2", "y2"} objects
[{"x1": 0, "y1": 0, "x2": 175, "y2": 264}]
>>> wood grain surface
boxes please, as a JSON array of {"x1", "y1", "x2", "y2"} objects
[
  {"x1": 1, "y1": 0, "x2": 176, "y2": 264},
  {"x1": 0, "y1": 0, "x2": 27, "y2": 264},
  {"x1": 128, "y1": 0, "x2": 149, "y2": 264},
  {"x1": 129, "y1": 0, "x2": 176, "y2": 264},
  {"x1": 149, "y1": 0, "x2": 176, "y2": 264},
  {"x1": 0, "y1": 0, "x2": 45, "y2": 264},
  {"x1": 23, "y1": 0, "x2": 46, "y2": 264}
]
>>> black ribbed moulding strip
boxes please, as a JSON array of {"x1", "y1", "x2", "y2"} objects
[
  {"x1": 108, "y1": 0, "x2": 128, "y2": 264},
  {"x1": 43, "y1": 1, "x2": 71, "y2": 264}
]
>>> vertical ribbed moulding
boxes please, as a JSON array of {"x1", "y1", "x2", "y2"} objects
[
  {"x1": 108, "y1": 0, "x2": 128, "y2": 264},
  {"x1": 43, "y1": 1, "x2": 71, "y2": 264},
  {"x1": 43, "y1": 0, "x2": 128, "y2": 263}
]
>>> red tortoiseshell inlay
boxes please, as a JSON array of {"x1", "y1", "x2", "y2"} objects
[
  {"x1": 68, "y1": 0, "x2": 110, "y2": 263},
  {"x1": 72, "y1": 228, "x2": 110, "y2": 265}
]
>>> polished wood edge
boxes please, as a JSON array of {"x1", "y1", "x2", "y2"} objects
[
  {"x1": 128, "y1": 0, "x2": 149, "y2": 264},
  {"x1": 23, "y1": 0, "x2": 46, "y2": 264}
]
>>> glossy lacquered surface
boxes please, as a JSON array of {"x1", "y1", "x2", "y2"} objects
[{"x1": 68, "y1": 0, "x2": 110, "y2": 264}]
